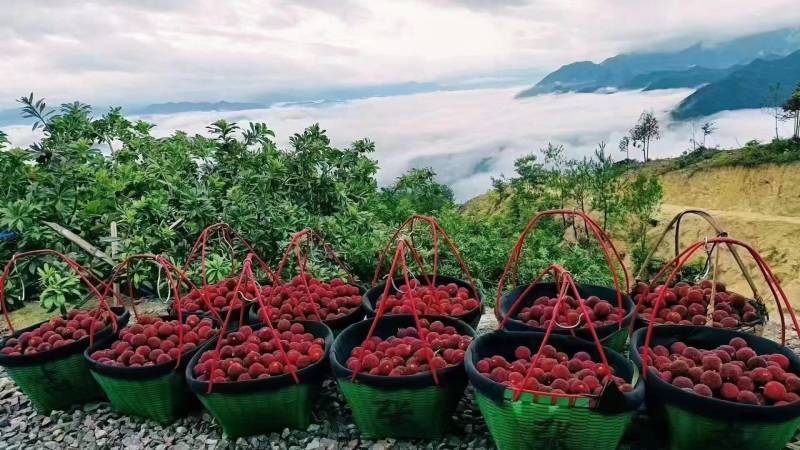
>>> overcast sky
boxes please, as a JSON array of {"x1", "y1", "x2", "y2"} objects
[{"x1": 2, "y1": 0, "x2": 800, "y2": 108}]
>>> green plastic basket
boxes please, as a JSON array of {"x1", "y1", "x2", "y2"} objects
[
  {"x1": 4, "y1": 351, "x2": 105, "y2": 413},
  {"x1": 466, "y1": 331, "x2": 644, "y2": 450},
  {"x1": 0, "y1": 308, "x2": 130, "y2": 414},
  {"x1": 475, "y1": 389, "x2": 636, "y2": 450},
  {"x1": 631, "y1": 325, "x2": 800, "y2": 450},
  {"x1": 186, "y1": 321, "x2": 333, "y2": 438},
  {"x1": 84, "y1": 327, "x2": 204, "y2": 425},
  {"x1": 331, "y1": 315, "x2": 476, "y2": 439},
  {"x1": 337, "y1": 379, "x2": 466, "y2": 439},
  {"x1": 497, "y1": 282, "x2": 635, "y2": 353},
  {"x1": 196, "y1": 382, "x2": 319, "y2": 437}
]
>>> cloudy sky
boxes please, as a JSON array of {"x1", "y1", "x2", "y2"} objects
[{"x1": 3, "y1": 0, "x2": 800, "y2": 108}]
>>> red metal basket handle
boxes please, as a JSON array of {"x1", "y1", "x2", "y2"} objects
[
  {"x1": 0, "y1": 250, "x2": 122, "y2": 343},
  {"x1": 352, "y1": 239, "x2": 440, "y2": 384},
  {"x1": 95, "y1": 254, "x2": 207, "y2": 369},
  {"x1": 206, "y1": 253, "x2": 296, "y2": 393},
  {"x1": 182, "y1": 223, "x2": 278, "y2": 288},
  {"x1": 641, "y1": 237, "x2": 800, "y2": 378},
  {"x1": 272, "y1": 228, "x2": 359, "y2": 322},
  {"x1": 509, "y1": 265, "x2": 612, "y2": 402},
  {"x1": 371, "y1": 215, "x2": 477, "y2": 299},
  {"x1": 495, "y1": 209, "x2": 629, "y2": 324}
]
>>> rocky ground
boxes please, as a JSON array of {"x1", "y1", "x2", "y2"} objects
[{"x1": 1, "y1": 311, "x2": 799, "y2": 449}]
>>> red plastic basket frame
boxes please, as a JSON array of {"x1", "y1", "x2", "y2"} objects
[
  {"x1": 495, "y1": 210, "x2": 630, "y2": 330},
  {"x1": 271, "y1": 228, "x2": 358, "y2": 322},
  {"x1": 95, "y1": 253, "x2": 209, "y2": 369},
  {"x1": 351, "y1": 239, "x2": 442, "y2": 384},
  {"x1": 640, "y1": 236, "x2": 800, "y2": 378},
  {"x1": 0, "y1": 250, "x2": 122, "y2": 345},
  {"x1": 498, "y1": 263, "x2": 613, "y2": 403},
  {"x1": 372, "y1": 215, "x2": 478, "y2": 302},
  {"x1": 182, "y1": 223, "x2": 278, "y2": 318},
  {"x1": 205, "y1": 253, "x2": 298, "y2": 393}
]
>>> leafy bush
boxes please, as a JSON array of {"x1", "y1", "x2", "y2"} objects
[{"x1": 0, "y1": 96, "x2": 647, "y2": 309}]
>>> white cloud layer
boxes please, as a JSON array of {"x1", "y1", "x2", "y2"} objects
[
  {"x1": 3, "y1": 87, "x2": 792, "y2": 201},
  {"x1": 1, "y1": 0, "x2": 800, "y2": 107}
]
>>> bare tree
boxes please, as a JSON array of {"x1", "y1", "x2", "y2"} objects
[
  {"x1": 701, "y1": 121, "x2": 716, "y2": 148},
  {"x1": 764, "y1": 83, "x2": 786, "y2": 140}
]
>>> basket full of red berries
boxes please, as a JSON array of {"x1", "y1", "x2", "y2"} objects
[
  {"x1": 84, "y1": 314, "x2": 218, "y2": 424},
  {"x1": 469, "y1": 266, "x2": 644, "y2": 450},
  {"x1": 632, "y1": 279, "x2": 767, "y2": 334},
  {"x1": 497, "y1": 282, "x2": 634, "y2": 352},
  {"x1": 363, "y1": 275, "x2": 482, "y2": 328},
  {"x1": 249, "y1": 274, "x2": 365, "y2": 334},
  {"x1": 186, "y1": 319, "x2": 333, "y2": 438},
  {"x1": 175, "y1": 278, "x2": 247, "y2": 323},
  {"x1": 0, "y1": 306, "x2": 130, "y2": 413},
  {"x1": 629, "y1": 236, "x2": 800, "y2": 450},
  {"x1": 631, "y1": 325, "x2": 800, "y2": 450},
  {"x1": 331, "y1": 314, "x2": 476, "y2": 439},
  {"x1": 466, "y1": 331, "x2": 644, "y2": 450}
]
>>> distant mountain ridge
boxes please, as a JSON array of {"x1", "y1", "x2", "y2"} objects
[
  {"x1": 672, "y1": 49, "x2": 800, "y2": 119},
  {"x1": 133, "y1": 101, "x2": 267, "y2": 115},
  {"x1": 517, "y1": 28, "x2": 800, "y2": 97}
]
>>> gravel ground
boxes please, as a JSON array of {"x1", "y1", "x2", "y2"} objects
[{"x1": 1, "y1": 310, "x2": 799, "y2": 450}]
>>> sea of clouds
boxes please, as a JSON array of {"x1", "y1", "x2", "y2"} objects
[{"x1": 2, "y1": 86, "x2": 794, "y2": 201}]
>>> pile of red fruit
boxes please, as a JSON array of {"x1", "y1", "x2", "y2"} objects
[
  {"x1": 192, "y1": 320, "x2": 326, "y2": 382},
  {"x1": 641, "y1": 336, "x2": 799, "y2": 405},
  {"x1": 514, "y1": 295, "x2": 626, "y2": 328},
  {"x1": 255, "y1": 274, "x2": 362, "y2": 322},
  {"x1": 178, "y1": 279, "x2": 248, "y2": 315},
  {"x1": 89, "y1": 315, "x2": 216, "y2": 367},
  {"x1": 1, "y1": 309, "x2": 114, "y2": 356},
  {"x1": 346, "y1": 319, "x2": 473, "y2": 376},
  {"x1": 377, "y1": 279, "x2": 479, "y2": 318},
  {"x1": 634, "y1": 280, "x2": 761, "y2": 328},
  {"x1": 475, "y1": 344, "x2": 633, "y2": 395}
]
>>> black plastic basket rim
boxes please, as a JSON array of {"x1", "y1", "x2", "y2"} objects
[
  {"x1": 331, "y1": 314, "x2": 476, "y2": 389},
  {"x1": 0, "y1": 307, "x2": 130, "y2": 368},
  {"x1": 362, "y1": 275, "x2": 483, "y2": 328},
  {"x1": 465, "y1": 329, "x2": 645, "y2": 414},
  {"x1": 83, "y1": 314, "x2": 217, "y2": 380},
  {"x1": 247, "y1": 283, "x2": 366, "y2": 330},
  {"x1": 497, "y1": 282, "x2": 635, "y2": 338},
  {"x1": 630, "y1": 324, "x2": 800, "y2": 422},
  {"x1": 185, "y1": 320, "x2": 333, "y2": 395}
]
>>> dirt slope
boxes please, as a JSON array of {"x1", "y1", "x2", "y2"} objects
[{"x1": 651, "y1": 162, "x2": 800, "y2": 311}]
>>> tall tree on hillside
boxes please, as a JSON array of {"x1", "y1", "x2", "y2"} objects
[
  {"x1": 701, "y1": 121, "x2": 716, "y2": 148},
  {"x1": 0, "y1": 130, "x2": 8, "y2": 149},
  {"x1": 618, "y1": 136, "x2": 630, "y2": 160},
  {"x1": 783, "y1": 84, "x2": 800, "y2": 140},
  {"x1": 624, "y1": 173, "x2": 663, "y2": 271},
  {"x1": 764, "y1": 82, "x2": 786, "y2": 140},
  {"x1": 630, "y1": 111, "x2": 660, "y2": 161}
]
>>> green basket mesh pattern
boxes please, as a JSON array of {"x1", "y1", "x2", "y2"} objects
[
  {"x1": 5, "y1": 352, "x2": 104, "y2": 413},
  {"x1": 474, "y1": 390, "x2": 634, "y2": 450},
  {"x1": 90, "y1": 370, "x2": 192, "y2": 424},
  {"x1": 337, "y1": 379, "x2": 466, "y2": 439},
  {"x1": 196, "y1": 383, "x2": 318, "y2": 438},
  {"x1": 601, "y1": 327, "x2": 629, "y2": 352},
  {"x1": 659, "y1": 403, "x2": 800, "y2": 450}
]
